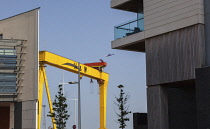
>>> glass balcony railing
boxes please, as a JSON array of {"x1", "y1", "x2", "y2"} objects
[{"x1": 114, "y1": 17, "x2": 144, "y2": 40}]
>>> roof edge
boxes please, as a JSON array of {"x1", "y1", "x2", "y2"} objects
[{"x1": 0, "y1": 7, "x2": 40, "y2": 21}]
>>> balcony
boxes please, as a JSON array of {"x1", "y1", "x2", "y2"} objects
[
  {"x1": 114, "y1": 17, "x2": 144, "y2": 40},
  {"x1": 112, "y1": 16, "x2": 145, "y2": 52}
]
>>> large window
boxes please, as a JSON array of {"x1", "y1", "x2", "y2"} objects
[{"x1": 0, "y1": 48, "x2": 17, "y2": 93}]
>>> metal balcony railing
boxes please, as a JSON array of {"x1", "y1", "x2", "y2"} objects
[{"x1": 114, "y1": 17, "x2": 144, "y2": 40}]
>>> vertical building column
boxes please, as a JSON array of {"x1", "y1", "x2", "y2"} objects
[
  {"x1": 10, "y1": 103, "x2": 14, "y2": 129},
  {"x1": 196, "y1": 66, "x2": 210, "y2": 129},
  {"x1": 204, "y1": 0, "x2": 210, "y2": 65},
  {"x1": 22, "y1": 100, "x2": 37, "y2": 129},
  {"x1": 147, "y1": 85, "x2": 168, "y2": 129},
  {"x1": 14, "y1": 102, "x2": 22, "y2": 129}
]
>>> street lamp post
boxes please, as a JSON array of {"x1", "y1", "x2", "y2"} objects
[
  {"x1": 63, "y1": 62, "x2": 81, "y2": 129},
  {"x1": 77, "y1": 62, "x2": 81, "y2": 129}
]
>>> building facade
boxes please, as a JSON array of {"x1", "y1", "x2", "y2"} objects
[
  {"x1": 111, "y1": 0, "x2": 210, "y2": 129},
  {"x1": 0, "y1": 9, "x2": 39, "y2": 129}
]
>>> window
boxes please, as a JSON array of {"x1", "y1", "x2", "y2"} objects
[
  {"x1": 0, "y1": 48, "x2": 17, "y2": 93},
  {"x1": 0, "y1": 49, "x2": 16, "y2": 55},
  {"x1": 0, "y1": 34, "x2": 3, "y2": 39}
]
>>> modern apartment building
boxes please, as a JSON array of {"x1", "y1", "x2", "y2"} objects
[
  {"x1": 0, "y1": 8, "x2": 39, "y2": 129},
  {"x1": 111, "y1": 0, "x2": 210, "y2": 129}
]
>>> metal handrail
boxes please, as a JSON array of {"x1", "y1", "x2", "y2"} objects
[{"x1": 115, "y1": 18, "x2": 143, "y2": 28}]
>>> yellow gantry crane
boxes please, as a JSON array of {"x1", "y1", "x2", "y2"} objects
[{"x1": 38, "y1": 51, "x2": 109, "y2": 129}]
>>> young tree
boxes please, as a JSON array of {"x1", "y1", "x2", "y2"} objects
[
  {"x1": 48, "y1": 85, "x2": 70, "y2": 129},
  {"x1": 114, "y1": 85, "x2": 131, "y2": 129}
]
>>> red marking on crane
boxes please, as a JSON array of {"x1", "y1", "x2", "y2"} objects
[{"x1": 84, "y1": 62, "x2": 107, "y2": 68}]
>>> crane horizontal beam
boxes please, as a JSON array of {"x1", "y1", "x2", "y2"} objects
[{"x1": 39, "y1": 51, "x2": 109, "y2": 81}]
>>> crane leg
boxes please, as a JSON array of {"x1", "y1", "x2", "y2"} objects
[
  {"x1": 38, "y1": 64, "x2": 56, "y2": 129},
  {"x1": 42, "y1": 66, "x2": 57, "y2": 129},
  {"x1": 99, "y1": 81, "x2": 108, "y2": 129}
]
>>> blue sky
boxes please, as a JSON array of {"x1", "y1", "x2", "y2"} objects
[{"x1": 0, "y1": 0, "x2": 146, "y2": 129}]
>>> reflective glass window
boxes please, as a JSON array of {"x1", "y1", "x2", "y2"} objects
[{"x1": 0, "y1": 48, "x2": 17, "y2": 93}]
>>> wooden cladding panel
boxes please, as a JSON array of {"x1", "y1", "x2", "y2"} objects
[{"x1": 145, "y1": 24, "x2": 205, "y2": 86}]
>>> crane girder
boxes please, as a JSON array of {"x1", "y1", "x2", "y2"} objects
[{"x1": 39, "y1": 51, "x2": 108, "y2": 81}]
